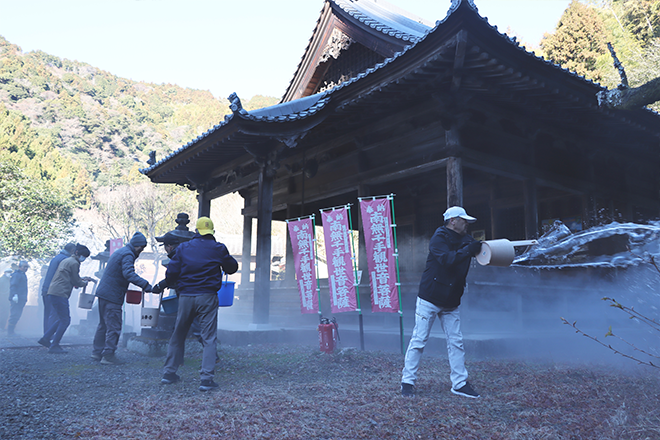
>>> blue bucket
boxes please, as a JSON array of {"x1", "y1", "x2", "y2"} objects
[
  {"x1": 217, "y1": 280, "x2": 235, "y2": 307},
  {"x1": 161, "y1": 296, "x2": 179, "y2": 314}
]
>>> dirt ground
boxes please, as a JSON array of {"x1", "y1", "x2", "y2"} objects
[{"x1": 1, "y1": 342, "x2": 659, "y2": 440}]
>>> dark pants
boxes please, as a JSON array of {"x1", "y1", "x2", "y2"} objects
[
  {"x1": 42, "y1": 296, "x2": 71, "y2": 347},
  {"x1": 42, "y1": 293, "x2": 57, "y2": 334},
  {"x1": 92, "y1": 298, "x2": 123, "y2": 357},
  {"x1": 163, "y1": 294, "x2": 218, "y2": 381},
  {"x1": 7, "y1": 298, "x2": 27, "y2": 334}
]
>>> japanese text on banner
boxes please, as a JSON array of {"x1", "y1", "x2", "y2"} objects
[
  {"x1": 287, "y1": 218, "x2": 319, "y2": 314},
  {"x1": 321, "y1": 208, "x2": 357, "y2": 313},
  {"x1": 359, "y1": 198, "x2": 399, "y2": 313}
]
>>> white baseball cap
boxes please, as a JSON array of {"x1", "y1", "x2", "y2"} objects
[{"x1": 443, "y1": 206, "x2": 477, "y2": 223}]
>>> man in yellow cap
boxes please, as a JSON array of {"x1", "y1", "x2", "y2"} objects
[{"x1": 154, "y1": 217, "x2": 238, "y2": 391}]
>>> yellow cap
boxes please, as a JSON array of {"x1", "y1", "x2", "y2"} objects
[{"x1": 196, "y1": 217, "x2": 214, "y2": 236}]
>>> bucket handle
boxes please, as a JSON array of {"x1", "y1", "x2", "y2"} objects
[{"x1": 142, "y1": 288, "x2": 163, "y2": 308}]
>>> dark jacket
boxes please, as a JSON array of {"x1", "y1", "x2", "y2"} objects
[
  {"x1": 10, "y1": 270, "x2": 28, "y2": 305},
  {"x1": 418, "y1": 226, "x2": 476, "y2": 309},
  {"x1": 95, "y1": 243, "x2": 150, "y2": 305},
  {"x1": 41, "y1": 250, "x2": 71, "y2": 296},
  {"x1": 165, "y1": 234, "x2": 238, "y2": 296}
]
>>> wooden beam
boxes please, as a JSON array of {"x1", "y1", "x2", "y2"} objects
[
  {"x1": 451, "y1": 30, "x2": 468, "y2": 92},
  {"x1": 523, "y1": 178, "x2": 539, "y2": 239},
  {"x1": 197, "y1": 189, "x2": 211, "y2": 218},
  {"x1": 253, "y1": 166, "x2": 274, "y2": 325},
  {"x1": 241, "y1": 195, "x2": 253, "y2": 288},
  {"x1": 446, "y1": 156, "x2": 463, "y2": 207}
]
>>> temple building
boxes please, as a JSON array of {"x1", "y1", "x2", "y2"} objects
[{"x1": 141, "y1": 0, "x2": 660, "y2": 327}]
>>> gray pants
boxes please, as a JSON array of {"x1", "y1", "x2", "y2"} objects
[
  {"x1": 163, "y1": 294, "x2": 218, "y2": 381},
  {"x1": 92, "y1": 298, "x2": 123, "y2": 357}
]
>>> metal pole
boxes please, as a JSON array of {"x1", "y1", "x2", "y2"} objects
[
  {"x1": 389, "y1": 194, "x2": 405, "y2": 355},
  {"x1": 347, "y1": 204, "x2": 365, "y2": 350},
  {"x1": 311, "y1": 214, "x2": 322, "y2": 323}
]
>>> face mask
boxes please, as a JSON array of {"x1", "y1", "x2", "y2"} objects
[{"x1": 79, "y1": 256, "x2": 86, "y2": 263}]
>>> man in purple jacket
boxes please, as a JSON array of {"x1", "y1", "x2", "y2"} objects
[{"x1": 154, "y1": 217, "x2": 238, "y2": 391}]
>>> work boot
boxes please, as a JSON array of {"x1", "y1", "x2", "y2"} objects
[
  {"x1": 48, "y1": 345, "x2": 68, "y2": 354},
  {"x1": 37, "y1": 337, "x2": 50, "y2": 348},
  {"x1": 100, "y1": 353, "x2": 125, "y2": 365},
  {"x1": 161, "y1": 373, "x2": 180, "y2": 384},
  {"x1": 199, "y1": 380, "x2": 219, "y2": 391}
]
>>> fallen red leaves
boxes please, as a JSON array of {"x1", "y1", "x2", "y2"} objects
[{"x1": 60, "y1": 344, "x2": 659, "y2": 440}]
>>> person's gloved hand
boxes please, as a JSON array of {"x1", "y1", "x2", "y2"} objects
[
  {"x1": 467, "y1": 240, "x2": 482, "y2": 257},
  {"x1": 143, "y1": 284, "x2": 153, "y2": 293},
  {"x1": 151, "y1": 282, "x2": 164, "y2": 294},
  {"x1": 11, "y1": 295, "x2": 18, "y2": 304}
]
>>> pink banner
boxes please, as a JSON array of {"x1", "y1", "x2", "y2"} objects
[
  {"x1": 321, "y1": 208, "x2": 357, "y2": 313},
  {"x1": 287, "y1": 218, "x2": 319, "y2": 314},
  {"x1": 109, "y1": 238, "x2": 123, "y2": 255},
  {"x1": 360, "y1": 198, "x2": 399, "y2": 313}
]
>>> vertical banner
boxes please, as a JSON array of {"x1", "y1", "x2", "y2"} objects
[
  {"x1": 287, "y1": 218, "x2": 319, "y2": 314},
  {"x1": 321, "y1": 207, "x2": 357, "y2": 313},
  {"x1": 109, "y1": 238, "x2": 123, "y2": 255},
  {"x1": 360, "y1": 198, "x2": 399, "y2": 313}
]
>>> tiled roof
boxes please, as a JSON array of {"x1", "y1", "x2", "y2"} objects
[
  {"x1": 332, "y1": 0, "x2": 433, "y2": 43},
  {"x1": 141, "y1": 0, "x2": 660, "y2": 178}
]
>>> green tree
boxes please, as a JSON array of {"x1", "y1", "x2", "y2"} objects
[
  {"x1": 541, "y1": 1, "x2": 610, "y2": 82},
  {"x1": 0, "y1": 161, "x2": 73, "y2": 258}
]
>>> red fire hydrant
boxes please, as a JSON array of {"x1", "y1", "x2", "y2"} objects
[{"x1": 318, "y1": 317, "x2": 339, "y2": 353}]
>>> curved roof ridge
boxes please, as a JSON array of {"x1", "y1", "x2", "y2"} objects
[{"x1": 332, "y1": 0, "x2": 432, "y2": 42}]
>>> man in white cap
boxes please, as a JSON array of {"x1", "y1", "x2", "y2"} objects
[{"x1": 401, "y1": 206, "x2": 482, "y2": 398}]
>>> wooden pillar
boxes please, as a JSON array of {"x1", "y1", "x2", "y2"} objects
[
  {"x1": 523, "y1": 178, "x2": 539, "y2": 239},
  {"x1": 284, "y1": 205, "x2": 295, "y2": 285},
  {"x1": 241, "y1": 195, "x2": 253, "y2": 287},
  {"x1": 197, "y1": 188, "x2": 211, "y2": 218},
  {"x1": 446, "y1": 156, "x2": 463, "y2": 207},
  {"x1": 253, "y1": 165, "x2": 274, "y2": 325},
  {"x1": 357, "y1": 184, "x2": 370, "y2": 285}
]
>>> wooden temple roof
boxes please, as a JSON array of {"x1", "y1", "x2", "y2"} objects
[{"x1": 141, "y1": 0, "x2": 660, "y2": 202}]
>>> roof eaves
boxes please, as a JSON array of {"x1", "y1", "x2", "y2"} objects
[
  {"x1": 139, "y1": 93, "x2": 334, "y2": 175},
  {"x1": 332, "y1": 0, "x2": 429, "y2": 43}
]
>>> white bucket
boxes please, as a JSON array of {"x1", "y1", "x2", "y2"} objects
[
  {"x1": 476, "y1": 239, "x2": 537, "y2": 266},
  {"x1": 141, "y1": 307, "x2": 160, "y2": 327},
  {"x1": 77, "y1": 283, "x2": 96, "y2": 310},
  {"x1": 140, "y1": 292, "x2": 161, "y2": 327}
]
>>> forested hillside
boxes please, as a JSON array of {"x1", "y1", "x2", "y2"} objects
[
  {"x1": 540, "y1": 0, "x2": 660, "y2": 111},
  {"x1": 0, "y1": 35, "x2": 277, "y2": 257}
]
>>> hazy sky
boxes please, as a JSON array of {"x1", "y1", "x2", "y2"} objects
[{"x1": 0, "y1": 0, "x2": 571, "y2": 100}]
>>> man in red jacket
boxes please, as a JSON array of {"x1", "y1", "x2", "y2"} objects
[
  {"x1": 401, "y1": 206, "x2": 482, "y2": 399},
  {"x1": 154, "y1": 217, "x2": 238, "y2": 391}
]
